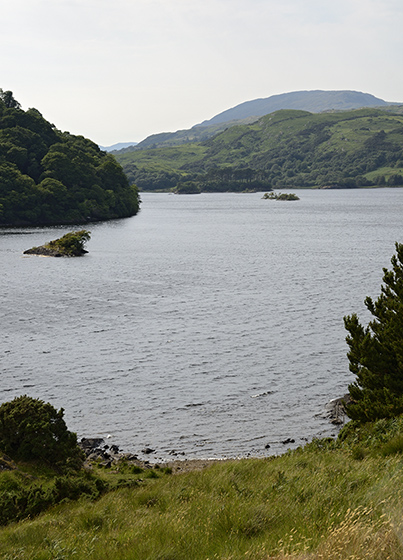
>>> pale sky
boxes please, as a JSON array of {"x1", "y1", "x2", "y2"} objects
[{"x1": 2, "y1": 0, "x2": 403, "y2": 146}]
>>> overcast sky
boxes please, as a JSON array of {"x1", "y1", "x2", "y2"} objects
[{"x1": 2, "y1": 0, "x2": 403, "y2": 146}]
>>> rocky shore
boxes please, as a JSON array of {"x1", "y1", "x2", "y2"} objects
[
  {"x1": 79, "y1": 438, "x2": 225, "y2": 473},
  {"x1": 78, "y1": 395, "x2": 349, "y2": 473}
]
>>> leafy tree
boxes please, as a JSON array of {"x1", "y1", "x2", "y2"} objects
[
  {"x1": 0, "y1": 89, "x2": 21, "y2": 109},
  {"x1": 0, "y1": 396, "x2": 83, "y2": 468},
  {"x1": 344, "y1": 243, "x2": 403, "y2": 422}
]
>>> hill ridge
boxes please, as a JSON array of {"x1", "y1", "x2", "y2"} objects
[
  {"x1": 197, "y1": 89, "x2": 398, "y2": 127},
  {"x1": 124, "y1": 90, "x2": 401, "y2": 153}
]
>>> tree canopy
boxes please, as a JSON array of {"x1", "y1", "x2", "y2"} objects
[
  {"x1": 0, "y1": 89, "x2": 21, "y2": 109},
  {"x1": 0, "y1": 91, "x2": 140, "y2": 226},
  {"x1": 344, "y1": 243, "x2": 403, "y2": 422}
]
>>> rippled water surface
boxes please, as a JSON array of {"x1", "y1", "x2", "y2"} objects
[{"x1": 2, "y1": 189, "x2": 403, "y2": 459}]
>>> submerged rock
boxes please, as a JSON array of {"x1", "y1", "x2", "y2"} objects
[{"x1": 281, "y1": 438, "x2": 295, "y2": 445}]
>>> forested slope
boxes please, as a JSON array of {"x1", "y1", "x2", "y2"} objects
[
  {"x1": 115, "y1": 108, "x2": 403, "y2": 192},
  {"x1": 0, "y1": 91, "x2": 140, "y2": 226}
]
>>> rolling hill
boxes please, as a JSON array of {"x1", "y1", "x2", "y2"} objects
[
  {"x1": 114, "y1": 107, "x2": 403, "y2": 192},
  {"x1": 197, "y1": 90, "x2": 397, "y2": 127},
  {"x1": 119, "y1": 90, "x2": 401, "y2": 153}
]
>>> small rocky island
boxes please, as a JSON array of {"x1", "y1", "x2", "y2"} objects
[
  {"x1": 23, "y1": 230, "x2": 91, "y2": 257},
  {"x1": 262, "y1": 192, "x2": 300, "y2": 200}
]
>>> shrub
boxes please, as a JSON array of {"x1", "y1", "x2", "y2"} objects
[
  {"x1": 0, "y1": 472, "x2": 107, "y2": 525},
  {"x1": 351, "y1": 446, "x2": 367, "y2": 461},
  {"x1": 0, "y1": 395, "x2": 83, "y2": 468},
  {"x1": 380, "y1": 434, "x2": 403, "y2": 456}
]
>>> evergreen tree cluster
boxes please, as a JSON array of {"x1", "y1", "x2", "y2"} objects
[
  {"x1": 345, "y1": 243, "x2": 403, "y2": 422},
  {"x1": 0, "y1": 92, "x2": 140, "y2": 226}
]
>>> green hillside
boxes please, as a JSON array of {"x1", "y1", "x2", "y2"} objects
[
  {"x1": 123, "y1": 116, "x2": 260, "y2": 152},
  {"x1": 0, "y1": 91, "x2": 140, "y2": 226},
  {"x1": 115, "y1": 107, "x2": 403, "y2": 192},
  {"x1": 2, "y1": 419, "x2": 403, "y2": 560}
]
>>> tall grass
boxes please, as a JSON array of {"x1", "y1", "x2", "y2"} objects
[{"x1": 1, "y1": 433, "x2": 403, "y2": 559}]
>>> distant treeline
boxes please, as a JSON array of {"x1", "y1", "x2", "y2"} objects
[{"x1": 124, "y1": 165, "x2": 272, "y2": 193}]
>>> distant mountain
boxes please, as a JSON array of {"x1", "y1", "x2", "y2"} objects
[
  {"x1": 197, "y1": 90, "x2": 397, "y2": 127},
  {"x1": 125, "y1": 90, "x2": 400, "y2": 153},
  {"x1": 100, "y1": 142, "x2": 138, "y2": 152}
]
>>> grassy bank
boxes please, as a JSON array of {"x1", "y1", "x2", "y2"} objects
[{"x1": 1, "y1": 417, "x2": 403, "y2": 559}]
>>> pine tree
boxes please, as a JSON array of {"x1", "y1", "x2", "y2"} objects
[{"x1": 344, "y1": 243, "x2": 403, "y2": 422}]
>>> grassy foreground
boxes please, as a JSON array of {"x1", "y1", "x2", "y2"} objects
[{"x1": 2, "y1": 418, "x2": 403, "y2": 559}]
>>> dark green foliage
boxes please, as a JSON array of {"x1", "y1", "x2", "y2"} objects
[
  {"x1": 0, "y1": 472, "x2": 106, "y2": 526},
  {"x1": 47, "y1": 230, "x2": 91, "y2": 256},
  {"x1": 173, "y1": 181, "x2": 201, "y2": 194},
  {"x1": 0, "y1": 91, "x2": 140, "y2": 226},
  {"x1": 192, "y1": 166, "x2": 272, "y2": 192},
  {"x1": 263, "y1": 192, "x2": 299, "y2": 200},
  {"x1": 0, "y1": 89, "x2": 21, "y2": 109},
  {"x1": 0, "y1": 396, "x2": 83, "y2": 468},
  {"x1": 344, "y1": 243, "x2": 403, "y2": 422},
  {"x1": 351, "y1": 446, "x2": 367, "y2": 460},
  {"x1": 379, "y1": 434, "x2": 403, "y2": 456},
  {"x1": 124, "y1": 165, "x2": 182, "y2": 191}
]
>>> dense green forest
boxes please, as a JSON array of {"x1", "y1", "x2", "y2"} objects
[
  {"x1": 115, "y1": 107, "x2": 403, "y2": 192},
  {"x1": 0, "y1": 90, "x2": 140, "y2": 226}
]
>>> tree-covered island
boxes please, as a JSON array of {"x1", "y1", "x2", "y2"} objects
[
  {"x1": 262, "y1": 192, "x2": 300, "y2": 200},
  {"x1": 0, "y1": 90, "x2": 140, "y2": 226},
  {"x1": 23, "y1": 230, "x2": 91, "y2": 257}
]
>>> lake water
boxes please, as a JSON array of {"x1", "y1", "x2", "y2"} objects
[{"x1": 2, "y1": 189, "x2": 403, "y2": 460}]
